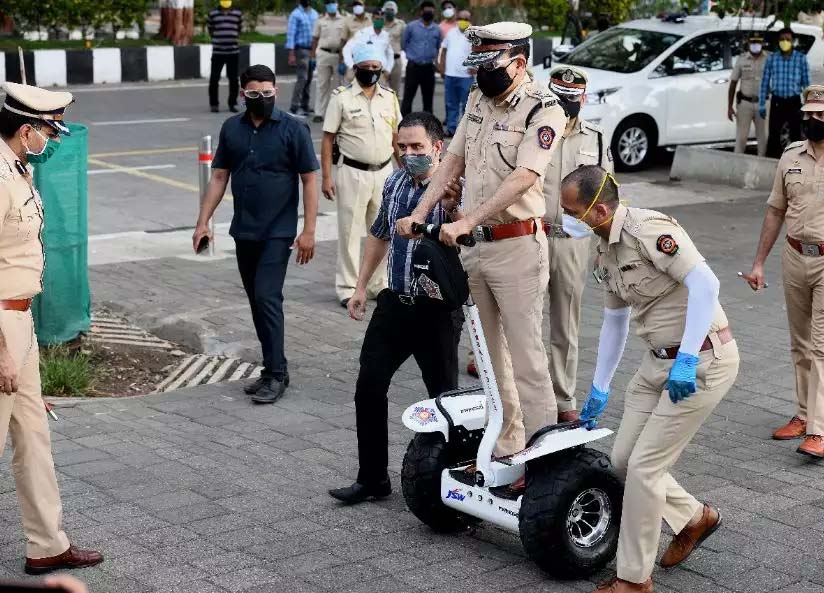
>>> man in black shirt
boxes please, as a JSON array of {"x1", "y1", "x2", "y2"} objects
[
  {"x1": 193, "y1": 65, "x2": 320, "y2": 403},
  {"x1": 207, "y1": 0, "x2": 243, "y2": 113}
]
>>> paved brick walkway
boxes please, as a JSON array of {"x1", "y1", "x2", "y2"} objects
[{"x1": 1, "y1": 189, "x2": 823, "y2": 593}]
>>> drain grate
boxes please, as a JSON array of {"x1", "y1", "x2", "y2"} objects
[
  {"x1": 154, "y1": 355, "x2": 265, "y2": 392},
  {"x1": 87, "y1": 315, "x2": 174, "y2": 350}
]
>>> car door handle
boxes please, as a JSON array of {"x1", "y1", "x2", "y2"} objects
[{"x1": 714, "y1": 78, "x2": 729, "y2": 84}]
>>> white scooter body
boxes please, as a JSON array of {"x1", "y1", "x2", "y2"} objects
[{"x1": 402, "y1": 297, "x2": 612, "y2": 533}]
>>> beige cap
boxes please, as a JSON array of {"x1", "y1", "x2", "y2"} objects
[
  {"x1": 1, "y1": 82, "x2": 74, "y2": 135},
  {"x1": 463, "y1": 22, "x2": 532, "y2": 68},
  {"x1": 802, "y1": 84, "x2": 824, "y2": 112},
  {"x1": 549, "y1": 65, "x2": 588, "y2": 98}
]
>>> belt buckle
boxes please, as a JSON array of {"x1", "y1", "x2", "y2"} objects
[
  {"x1": 398, "y1": 294, "x2": 415, "y2": 306},
  {"x1": 802, "y1": 242, "x2": 821, "y2": 257},
  {"x1": 652, "y1": 348, "x2": 669, "y2": 359},
  {"x1": 472, "y1": 226, "x2": 488, "y2": 242}
]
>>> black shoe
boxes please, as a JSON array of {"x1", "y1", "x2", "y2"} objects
[
  {"x1": 251, "y1": 377, "x2": 288, "y2": 404},
  {"x1": 329, "y1": 479, "x2": 391, "y2": 505},
  {"x1": 229, "y1": 105, "x2": 239, "y2": 113},
  {"x1": 340, "y1": 298, "x2": 351, "y2": 309},
  {"x1": 210, "y1": 106, "x2": 219, "y2": 113},
  {"x1": 244, "y1": 372, "x2": 289, "y2": 395},
  {"x1": 312, "y1": 115, "x2": 324, "y2": 123}
]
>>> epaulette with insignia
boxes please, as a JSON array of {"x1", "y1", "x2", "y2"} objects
[
  {"x1": 332, "y1": 85, "x2": 346, "y2": 95},
  {"x1": 379, "y1": 83, "x2": 396, "y2": 94},
  {"x1": 524, "y1": 84, "x2": 557, "y2": 106},
  {"x1": 581, "y1": 119, "x2": 604, "y2": 134},
  {"x1": 783, "y1": 140, "x2": 805, "y2": 153}
]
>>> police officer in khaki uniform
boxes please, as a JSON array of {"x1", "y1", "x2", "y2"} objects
[
  {"x1": 311, "y1": 1, "x2": 346, "y2": 123},
  {"x1": 382, "y1": 1, "x2": 406, "y2": 95},
  {"x1": 322, "y1": 44, "x2": 401, "y2": 306},
  {"x1": 0, "y1": 82, "x2": 103, "y2": 574},
  {"x1": 543, "y1": 65, "x2": 612, "y2": 422},
  {"x1": 728, "y1": 34, "x2": 769, "y2": 156},
  {"x1": 398, "y1": 23, "x2": 568, "y2": 462},
  {"x1": 563, "y1": 165, "x2": 739, "y2": 593},
  {"x1": 745, "y1": 85, "x2": 824, "y2": 458}
]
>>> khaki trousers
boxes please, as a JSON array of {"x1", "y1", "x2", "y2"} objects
[
  {"x1": 782, "y1": 241, "x2": 824, "y2": 435},
  {"x1": 334, "y1": 161, "x2": 390, "y2": 301},
  {"x1": 388, "y1": 59, "x2": 403, "y2": 95},
  {"x1": 314, "y1": 49, "x2": 341, "y2": 119},
  {"x1": 612, "y1": 338, "x2": 739, "y2": 583},
  {"x1": 547, "y1": 235, "x2": 591, "y2": 412},
  {"x1": 462, "y1": 231, "x2": 557, "y2": 456},
  {"x1": 735, "y1": 99, "x2": 767, "y2": 157},
  {"x1": 0, "y1": 310, "x2": 70, "y2": 559}
]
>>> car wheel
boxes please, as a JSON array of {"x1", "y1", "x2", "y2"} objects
[{"x1": 612, "y1": 116, "x2": 657, "y2": 172}]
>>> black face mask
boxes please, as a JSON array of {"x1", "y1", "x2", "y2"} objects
[
  {"x1": 246, "y1": 96, "x2": 276, "y2": 119},
  {"x1": 804, "y1": 117, "x2": 824, "y2": 142},
  {"x1": 422, "y1": 10, "x2": 434, "y2": 22},
  {"x1": 299, "y1": 0, "x2": 310, "y2": 6},
  {"x1": 355, "y1": 67, "x2": 380, "y2": 87},
  {"x1": 476, "y1": 65, "x2": 514, "y2": 98},
  {"x1": 560, "y1": 96, "x2": 582, "y2": 118}
]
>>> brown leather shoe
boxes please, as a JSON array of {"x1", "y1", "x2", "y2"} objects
[
  {"x1": 558, "y1": 410, "x2": 580, "y2": 422},
  {"x1": 773, "y1": 416, "x2": 807, "y2": 440},
  {"x1": 591, "y1": 576, "x2": 653, "y2": 592},
  {"x1": 797, "y1": 435, "x2": 824, "y2": 458},
  {"x1": 660, "y1": 504, "x2": 721, "y2": 568},
  {"x1": 25, "y1": 545, "x2": 104, "y2": 575}
]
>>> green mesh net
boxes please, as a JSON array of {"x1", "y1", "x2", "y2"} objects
[{"x1": 31, "y1": 122, "x2": 90, "y2": 345}]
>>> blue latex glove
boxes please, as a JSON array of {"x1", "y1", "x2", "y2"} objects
[
  {"x1": 759, "y1": 106, "x2": 767, "y2": 119},
  {"x1": 580, "y1": 385, "x2": 609, "y2": 430},
  {"x1": 667, "y1": 351, "x2": 699, "y2": 403},
  {"x1": 337, "y1": 63, "x2": 347, "y2": 76},
  {"x1": 309, "y1": 58, "x2": 317, "y2": 72}
]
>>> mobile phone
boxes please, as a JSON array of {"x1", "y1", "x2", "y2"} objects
[
  {"x1": 0, "y1": 582, "x2": 70, "y2": 593},
  {"x1": 196, "y1": 235, "x2": 210, "y2": 254}
]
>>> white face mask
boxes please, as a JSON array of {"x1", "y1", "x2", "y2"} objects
[
  {"x1": 749, "y1": 42, "x2": 762, "y2": 54},
  {"x1": 24, "y1": 128, "x2": 49, "y2": 157},
  {"x1": 442, "y1": 7, "x2": 455, "y2": 18},
  {"x1": 353, "y1": 4, "x2": 364, "y2": 15},
  {"x1": 561, "y1": 213, "x2": 594, "y2": 239}
]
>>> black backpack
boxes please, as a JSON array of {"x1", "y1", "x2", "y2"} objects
[{"x1": 411, "y1": 237, "x2": 470, "y2": 311}]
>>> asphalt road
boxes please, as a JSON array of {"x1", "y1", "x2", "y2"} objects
[{"x1": 64, "y1": 77, "x2": 673, "y2": 236}]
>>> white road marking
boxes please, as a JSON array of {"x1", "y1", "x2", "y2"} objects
[
  {"x1": 92, "y1": 118, "x2": 190, "y2": 126},
  {"x1": 155, "y1": 355, "x2": 195, "y2": 393},
  {"x1": 88, "y1": 164, "x2": 177, "y2": 175},
  {"x1": 229, "y1": 362, "x2": 251, "y2": 382},
  {"x1": 208, "y1": 358, "x2": 238, "y2": 384},
  {"x1": 165, "y1": 355, "x2": 208, "y2": 391}
]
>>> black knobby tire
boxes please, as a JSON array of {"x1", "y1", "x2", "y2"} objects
[
  {"x1": 401, "y1": 433, "x2": 475, "y2": 533},
  {"x1": 519, "y1": 447, "x2": 623, "y2": 579}
]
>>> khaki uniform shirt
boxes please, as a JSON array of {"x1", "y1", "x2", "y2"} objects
[
  {"x1": 341, "y1": 14, "x2": 372, "y2": 44},
  {"x1": 313, "y1": 14, "x2": 346, "y2": 51},
  {"x1": 0, "y1": 139, "x2": 45, "y2": 300},
  {"x1": 543, "y1": 117, "x2": 613, "y2": 224},
  {"x1": 323, "y1": 81, "x2": 401, "y2": 165},
  {"x1": 596, "y1": 205, "x2": 728, "y2": 349},
  {"x1": 731, "y1": 51, "x2": 770, "y2": 98},
  {"x1": 448, "y1": 77, "x2": 568, "y2": 224},
  {"x1": 767, "y1": 140, "x2": 824, "y2": 242},
  {"x1": 383, "y1": 19, "x2": 406, "y2": 54}
]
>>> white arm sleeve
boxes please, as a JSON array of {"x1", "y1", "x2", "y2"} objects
[
  {"x1": 679, "y1": 262, "x2": 720, "y2": 356},
  {"x1": 592, "y1": 306, "x2": 631, "y2": 392},
  {"x1": 342, "y1": 37, "x2": 355, "y2": 67}
]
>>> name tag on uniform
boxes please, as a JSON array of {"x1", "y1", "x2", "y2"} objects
[
  {"x1": 467, "y1": 113, "x2": 483, "y2": 124},
  {"x1": 493, "y1": 123, "x2": 525, "y2": 132},
  {"x1": 787, "y1": 167, "x2": 803, "y2": 174}
]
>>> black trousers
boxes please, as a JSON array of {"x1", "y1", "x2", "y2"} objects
[
  {"x1": 235, "y1": 238, "x2": 293, "y2": 378},
  {"x1": 767, "y1": 95, "x2": 802, "y2": 158},
  {"x1": 355, "y1": 289, "x2": 464, "y2": 485},
  {"x1": 209, "y1": 53, "x2": 240, "y2": 108},
  {"x1": 401, "y1": 62, "x2": 436, "y2": 116}
]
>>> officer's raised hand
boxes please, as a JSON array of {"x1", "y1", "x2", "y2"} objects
[
  {"x1": 439, "y1": 219, "x2": 473, "y2": 246},
  {"x1": 0, "y1": 347, "x2": 19, "y2": 394},
  {"x1": 667, "y1": 351, "x2": 699, "y2": 403},
  {"x1": 396, "y1": 214, "x2": 425, "y2": 239}
]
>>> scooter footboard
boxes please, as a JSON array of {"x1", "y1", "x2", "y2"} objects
[{"x1": 509, "y1": 427, "x2": 613, "y2": 466}]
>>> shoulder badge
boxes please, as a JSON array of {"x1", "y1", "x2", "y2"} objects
[
  {"x1": 332, "y1": 85, "x2": 346, "y2": 95},
  {"x1": 537, "y1": 126, "x2": 555, "y2": 150},
  {"x1": 656, "y1": 234, "x2": 679, "y2": 256},
  {"x1": 524, "y1": 83, "x2": 558, "y2": 107},
  {"x1": 784, "y1": 140, "x2": 805, "y2": 153},
  {"x1": 379, "y1": 83, "x2": 396, "y2": 94},
  {"x1": 581, "y1": 119, "x2": 604, "y2": 134}
]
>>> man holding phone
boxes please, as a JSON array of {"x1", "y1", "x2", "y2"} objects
[{"x1": 193, "y1": 64, "x2": 319, "y2": 404}]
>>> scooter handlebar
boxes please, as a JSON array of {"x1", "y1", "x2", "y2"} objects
[{"x1": 411, "y1": 222, "x2": 476, "y2": 247}]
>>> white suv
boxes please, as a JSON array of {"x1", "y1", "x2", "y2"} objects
[{"x1": 533, "y1": 16, "x2": 824, "y2": 170}]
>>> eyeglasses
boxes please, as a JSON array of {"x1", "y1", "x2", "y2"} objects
[
  {"x1": 479, "y1": 55, "x2": 518, "y2": 71},
  {"x1": 243, "y1": 89, "x2": 276, "y2": 99}
]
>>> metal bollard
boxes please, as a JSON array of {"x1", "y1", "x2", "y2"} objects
[{"x1": 198, "y1": 135, "x2": 215, "y2": 256}]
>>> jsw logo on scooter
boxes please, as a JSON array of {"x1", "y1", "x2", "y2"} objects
[{"x1": 445, "y1": 488, "x2": 465, "y2": 501}]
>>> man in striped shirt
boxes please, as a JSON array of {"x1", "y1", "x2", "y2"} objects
[
  {"x1": 759, "y1": 27, "x2": 810, "y2": 157},
  {"x1": 207, "y1": 0, "x2": 243, "y2": 113},
  {"x1": 329, "y1": 111, "x2": 463, "y2": 505}
]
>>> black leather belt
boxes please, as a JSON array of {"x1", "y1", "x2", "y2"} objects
[
  {"x1": 342, "y1": 156, "x2": 392, "y2": 171},
  {"x1": 737, "y1": 92, "x2": 757, "y2": 103},
  {"x1": 320, "y1": 47, "x2": 340, "y2": 53}
]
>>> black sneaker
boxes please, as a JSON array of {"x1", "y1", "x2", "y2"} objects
[{"x1": 251, "y1": 376, "x2": 289, "y2": 404}]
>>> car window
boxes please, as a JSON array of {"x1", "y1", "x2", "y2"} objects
[
  {"x1": 655, "y1": 32, "x2": 728, "y2": 76},
  {"x1": 562, "y1": 27, "x2": 682, "y2": 73},
  {"x1": 728, "y1": 29, "x2": 815, "y2": 55}
]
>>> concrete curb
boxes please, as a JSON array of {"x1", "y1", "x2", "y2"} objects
[
  {"x1": 669, "y1": 145, "x2": 777, "y2": 191},
  {"x1": 1, "y1": 43, "x2": 276, "y2": 86}
]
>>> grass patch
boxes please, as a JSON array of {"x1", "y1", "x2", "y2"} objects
[
  {"x1": 1, "y1": 31, "x2": 284, "y2": 52},
  {"x1": 40, "y1": 345, "x2": 96, "y2": 397}
]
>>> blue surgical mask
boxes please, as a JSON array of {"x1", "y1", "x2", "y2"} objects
[
  {"x1": 402, "y1": 153, "x2": 434, "y2": 178},
  {"x1": 561, "y1": 213, "x2": 594, "y2": 239},
  {"x1": 326, "y1": 2, "x2": 337, "y2": 13}
]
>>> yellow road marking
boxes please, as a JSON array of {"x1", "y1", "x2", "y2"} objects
[
  {"x1": 89, "y1": 146, "x2": 197, "y2": 158},
  {"x1": 87, "y1": 158, "x2": 200, "y2": 192}
]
